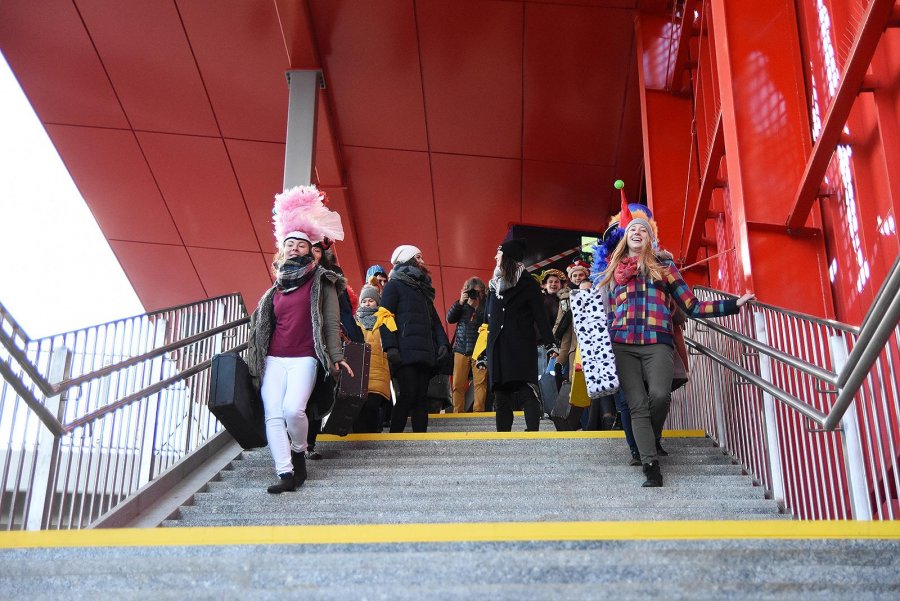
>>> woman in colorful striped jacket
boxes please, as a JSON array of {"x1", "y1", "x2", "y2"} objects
[{"x1": 597, "y1": 208, "x2": 754, "y2": 487}]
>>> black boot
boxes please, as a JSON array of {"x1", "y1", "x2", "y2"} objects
[
  {"x1": 291, "y1": 450, "x2": 307, "y2": 487},
  {"x1": 655, "y1": 439, "x2": 669, "y2": 456},
  {"x1": 628, "y1": 450, "x2": 642, "y2": 467},
  {"x1": 267, "y1": 472, "x2": 296, "y2": 494},
  {"x1": 642, "y1": 461, "x2": 663, "y2": 487}
]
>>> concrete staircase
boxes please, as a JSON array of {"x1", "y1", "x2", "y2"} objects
[
  {"x1": 3, "y1": 414, "x2": 899, "y2": 600},
  {"x1": 162, "y1": 420, "x2": 784, "y2": 527}
]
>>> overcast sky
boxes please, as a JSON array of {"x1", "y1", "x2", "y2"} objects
[{"x1": 0, "y1": 52, "x2": 143, "y2": 339}]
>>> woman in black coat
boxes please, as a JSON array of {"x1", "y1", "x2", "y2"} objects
[
  {"x1": 483, "y1": 239, "x2": 557, "y2": 431},
  {"x1": 379, "y1": 245, "x2": 450, "y2": 433}
]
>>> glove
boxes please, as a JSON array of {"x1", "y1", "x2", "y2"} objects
[
  {"x1": 386, "y1": 348, "x2": 401, "y2": 365},
  {"x1": 436, "y1": 345, "x2": 449, "y2": 362},
  {"x1": 475, "y1": 357, "x2": 487, "y2": 370}
]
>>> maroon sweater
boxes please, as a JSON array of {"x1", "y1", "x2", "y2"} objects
[{"x1": 267, "y1": 278, "x2": 315, "y2": 358}]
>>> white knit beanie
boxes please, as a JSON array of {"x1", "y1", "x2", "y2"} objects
[{"x1": 390, "y1": 244, "x2": 422, "y2": 265}]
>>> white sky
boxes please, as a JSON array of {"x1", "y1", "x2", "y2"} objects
[{"x1": 0, "y1": 52, "x2": 143, "y2": 339}]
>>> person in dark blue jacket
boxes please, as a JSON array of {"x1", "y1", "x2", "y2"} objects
[
  {"x1": 380, "y1": 245, "x2": 450, "y2": 432},
  {"x1": 447, "y1": 277, "x2": 487, "y2": 413},
  {"x1": 482, "y1": 239, "x2": 557, "y2": 432}
]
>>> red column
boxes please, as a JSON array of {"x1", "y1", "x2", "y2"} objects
[{"x1": 709, "y1": 0, "x2": 834, "y2": 316}]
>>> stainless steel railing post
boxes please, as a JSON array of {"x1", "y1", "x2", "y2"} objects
[
  {"x1": 24, "y1": 346, "x2": 71, "y2": 530},
  {"x1": 753, "y1": 311, "x2": 787, "y2": 506},
  {"x1": 829, "y1": 335, "x2": 872, "y2": 520}
]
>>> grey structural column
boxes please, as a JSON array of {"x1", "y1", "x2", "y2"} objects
[{"x1": 283, "y1": 70, "x2": 320, "y2": 189}]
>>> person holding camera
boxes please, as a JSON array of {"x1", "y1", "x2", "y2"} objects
[{"x1": 446, "y1": 277, "x2": 488, "y2": 413}]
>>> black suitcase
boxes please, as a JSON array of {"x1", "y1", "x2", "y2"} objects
[
  {"x1": 208, "y1": 353, "x2": 267, "y2": 449},
  {"x1": 321, "y1": 341, "x2": 372, "y2": 436}
]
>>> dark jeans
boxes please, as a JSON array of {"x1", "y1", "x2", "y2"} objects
[
  {"x1": 353, "y1": 393, "x2": 385, "y2": 433},
  {"x1": 390, "y1": 365, "x2": 431, "y2": 433},
  {"x1": 493, "y1": 383, "x2": 541, "y2": 432},
  {"x1": 614, "y1": 391, "x2": 638, "y2": 455},
  {"x1": 613, "y1": 343, "x2": 674, "y2": 464}
]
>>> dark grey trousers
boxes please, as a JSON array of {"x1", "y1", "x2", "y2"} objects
[{"x1": 612, "y1": 343, "x2": 674, "y2": 464}]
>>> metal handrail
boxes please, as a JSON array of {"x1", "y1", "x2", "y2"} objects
[
  {"x1": 64, "y1": 342, "x2": 248, "y2": 432},
  {"x1": 0, "y1": 295, "x2": 249, "y2": 398},
  {"x1": 0, "y1": 292, "x2": 250, "y2": 529},
  {"x1": 670, "y1": 254, "x2": 900, "y2": 519},
  {"x1": 691, "y1": 285, "x2": 862, "y2": 335},
  {"x1": 685, "y1": 336, "x2": 828, "y2": 423}
]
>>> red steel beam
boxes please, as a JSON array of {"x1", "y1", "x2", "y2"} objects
[
  {"x1": 683, "y1": 112, "x2": 725, "y2": 263},
  {"x1": 785, "y1": 0, "x2": 897, "y2": 231},
  {"x1": 667, "y1": 0, "x2": 698, "y2": 93}
]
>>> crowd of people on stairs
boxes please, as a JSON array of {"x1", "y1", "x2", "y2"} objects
[{"x1": 242, "y1": 183, "x2": 754, "y2": 493}]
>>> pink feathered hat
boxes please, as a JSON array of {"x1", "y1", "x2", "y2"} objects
[{"x1": 272, "y1": 185, "x2": 345, "y2": 248}]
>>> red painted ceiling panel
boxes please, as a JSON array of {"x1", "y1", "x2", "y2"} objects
[
  {"x1": 523, "y1": 161, "x2": 614, "y2": 234},
  {"x1": 136, "y1": 132, "x2": 259, "y2": 251},
  {"x1": 109, "y1": 241, "x2": 205, "y2": 311},
  {"x1": 341, "y1": 146, "x2": 437, "y2": 265},
  {"x1": 0, "y1": 0, "x2": 128, "y2": 128},
  {"x1": 309, "y1": 0, "x2": 427, "y2": 151},
  {"x1": 187, "y1": 247, "x2": 273, "y2": 310},
  {"x1": 417, "y1": 0, "x2": 523, "y2": 157},
  {"x1": 431, "y1": 153, "x2": 522, "y2": 268},
  {"x1": 176, "y1": 0, "x2": 289, "y2": 142},
  {"x1": 224, "y1": 139, "x2": 285, "y2": 251},
  {"x1": 44, "y1": 124, "x2": 181, "y2": 245},
  {"x1": 73, "y1": 0, "x2": 218, "y2": 136},
  {"x1": 523, "y1": 3, "x2": 635, "y2": 165}
]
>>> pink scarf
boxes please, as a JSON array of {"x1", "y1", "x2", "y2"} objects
[{"x1": 614, "y1": 256, "x2": 640, "y2": 285}]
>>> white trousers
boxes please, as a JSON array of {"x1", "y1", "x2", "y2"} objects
[{"x1": 260, "y1": 356, "x2": 318, "y2": 475}]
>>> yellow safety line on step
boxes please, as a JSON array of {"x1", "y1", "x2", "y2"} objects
[
  {"x1": 2, "y1": 520, "x2": 899, "y2": 549},
  {"x1": 317, "y1": 429, "x2": 706, "y2": 442},
  {"x1": 429, "y1": 411, "x2": 524, "y2": 418}
]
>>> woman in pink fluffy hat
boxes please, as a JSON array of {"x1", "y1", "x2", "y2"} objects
[{"x1": 247, "y1": 185, "x2": 354, "y2": 494}]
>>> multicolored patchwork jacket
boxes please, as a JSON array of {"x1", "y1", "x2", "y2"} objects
[{"x1": 607, "y1": 263, "x2": 738, "y2": 346}]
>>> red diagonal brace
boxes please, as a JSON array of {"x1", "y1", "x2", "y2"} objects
[
  {"x1": 785, "y1": 0, "x2": 896, "y2": 231},
  {"x1": 683, "y1": 113, "x2": 725, "y2": 263}
]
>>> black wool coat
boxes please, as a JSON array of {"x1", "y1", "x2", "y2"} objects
[
  {"x1": 380, "y1": 278, "x2": 450, "y2": 368},
  {"x1": 484, "y1": 275, "x2": 555, "y2": 389}
]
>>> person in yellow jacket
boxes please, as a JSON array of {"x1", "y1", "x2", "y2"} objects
[{"x1": 353, "y1": 285, "x2": 396, "y2": 432}]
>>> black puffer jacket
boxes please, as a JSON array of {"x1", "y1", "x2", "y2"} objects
[
  {"x1": 446, "y1": 301, "x2": 485, "y2": 356},
  {"x1": 380, "y1": 278, "x2": 450, "y2": 368}
]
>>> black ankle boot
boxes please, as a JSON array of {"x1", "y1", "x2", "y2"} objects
[
  {"x1": 267, "y1": 472, "x2": 296, "y2": 494},
  {"x1": 642, "y1": 461, "x2": 663, "y2": 487},
  {"x1": 655, "y1": 440, "x2": 669, "y2": 456},
  {"x1": 628, "y1": 450, "x2": 642, "y2": 466},
  {"x1": 291, "y1": 450, "x2": 307, "y2": 486}
]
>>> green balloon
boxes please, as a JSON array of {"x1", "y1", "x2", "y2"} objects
[{"x1": 614, "y1": 179, "x2": 625, "y2": 190}]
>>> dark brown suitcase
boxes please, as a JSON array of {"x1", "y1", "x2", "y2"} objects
[
  {"x1": 321, "y1": 341, "x2": 372, "y2": 436},
  {"x1": 208, "y1": 353, "x2": 267, "y2": 449}
]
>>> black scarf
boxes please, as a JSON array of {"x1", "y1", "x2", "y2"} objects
[
  {"x1": 391, "y1": 263, "x2": 436, "y2": 302},
  {"x1": 356, "y1": 305, "x2": 378, "y2": 330},
  {"x1": 275, "y1": 255, "x2": 316, "y2": 293}
]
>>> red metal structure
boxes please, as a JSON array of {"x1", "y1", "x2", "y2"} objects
[{"x1": 0, "y1": 0, "x2": 897, "y2": 327}]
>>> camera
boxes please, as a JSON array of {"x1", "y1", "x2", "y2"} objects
[{"x1": 465, "y1": 289, "x2": 478, "y2": 299}]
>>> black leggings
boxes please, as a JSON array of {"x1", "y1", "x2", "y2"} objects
[
  {"x1": 493, "y1": 383, "x2": 541, "y2": 432},
  {"x1": 390, "y1": 365, "x2": 431, "y2": 433}
]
